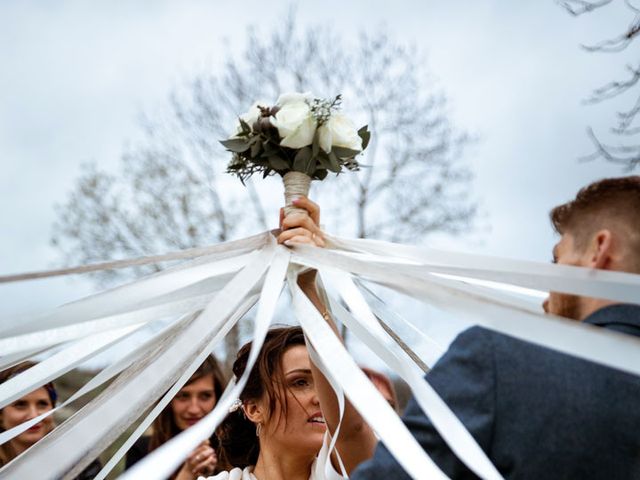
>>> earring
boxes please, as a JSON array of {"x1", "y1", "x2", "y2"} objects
[{"x1": 256, "y1": 423, "x2": 262, "y2": 437}]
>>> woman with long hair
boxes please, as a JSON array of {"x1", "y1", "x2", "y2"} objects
[
  {"x1": 125, "y1": 355, "x2": 228, "y2": 479},
  {"x1": 205, "y1": 197, "x2": 378, "y2": 480},
  {"x1": 0, "y1": 361, "x2": 101, "y2": 479}
]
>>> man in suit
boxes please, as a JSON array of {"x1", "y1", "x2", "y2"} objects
[{"x1": 349, "y1": 176, "x2": 640, "y2": 479}]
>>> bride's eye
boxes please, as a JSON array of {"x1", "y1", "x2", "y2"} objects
[{"x1": 290, "y1": 377, "x2": 311, "y2": 389}]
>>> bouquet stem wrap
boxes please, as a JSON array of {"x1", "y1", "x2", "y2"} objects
[{"x1": 283, "y1": 171, "x2": 311, "y2": 217}]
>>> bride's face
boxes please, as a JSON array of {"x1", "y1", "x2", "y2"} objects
[{"x1": 261, "y1": 345, "x2": 326, "y2": 456}]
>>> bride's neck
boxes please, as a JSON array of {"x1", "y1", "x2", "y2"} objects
[{"x1": 252, "y1": 442, "x2": 314, "y2": 480}]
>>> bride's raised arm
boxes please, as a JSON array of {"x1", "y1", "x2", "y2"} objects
[{"x1": 277, "y1": 197, "x2": 378, "y2": 475}]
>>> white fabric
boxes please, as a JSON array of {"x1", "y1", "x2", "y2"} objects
[
  {"x1": 119, "y1": 242, "x2": 289, "y2": 480},
  {"x1": 0, "y1": 246, "x2": 276, "y2": 480},
  {"x1": 1, "y1": 231, "x2": 639, "y2": 479},
  {"x1": 0, "y1": 231, "x2": 268, "y2": 284},
  {"x1": 290, "y1": 244, "x2": 640, "y2": 377},
  {"x1": 0, "y1": 251, "x2": 253, "y2": 339},
  {"x1": 0, "y1": 316, "x2": 188, "y2": 447},
  {"x1": 0, "y1": 273, "x2": 235, "y2": 355},
  {"x1": 288, "y1": 268, "x2": 449, "y2": 480},
  {"x1": 321, "y1": 272, "x2": 502, "y2": 480},
  {"x1": 0, "y1": 324, "x2": 141, "y2": 410},
  {"x1": 327, "y1": 234, "x2": 640, "y2": 304},
  {"x1": 312, "y1": 432, "x2": 347, "y2": 480}
]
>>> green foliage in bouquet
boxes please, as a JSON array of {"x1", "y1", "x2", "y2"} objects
[{"x1": 221, "y1": 93, "x2": 370, "y2": 184}]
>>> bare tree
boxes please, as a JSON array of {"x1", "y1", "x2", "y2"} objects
[
  {"x1": 52, "y1": 7, "x2": 476, "y2": 359},
  {"x1": 559, "y1": 0, "x2": 640, "y2": 170}
]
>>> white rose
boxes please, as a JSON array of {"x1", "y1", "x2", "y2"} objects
[
  {"x1": 276, "y1": 91, "x2": 312, "y2": 106},
  {"x1": 234, "y1": 100, "x2": 267, "y2": 135},
  {"x1": 317, "y1": 113, "x2": 362, "y2": 153},
  {"x1": 271, "y1": 95, "x2": 317, "y2": 149}
]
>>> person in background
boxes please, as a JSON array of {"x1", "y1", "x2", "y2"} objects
[
  {"x1": 0, "y1": 361, "x2": 101, "y2": 479},
  {"x1": 125, "y1": 355, "x2": 228, "y2": 479},
  {"x1": 361, "y1": 367, "x2": 399, "y2": 413}
]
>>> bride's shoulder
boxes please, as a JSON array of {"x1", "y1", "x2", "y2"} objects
[{"x1": 198, "y1": 467, "x2": 253, "y2": 480}]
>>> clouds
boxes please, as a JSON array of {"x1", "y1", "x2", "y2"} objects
[{"x1": 0, "y1": 1, "x2": 633, "y2": 319}]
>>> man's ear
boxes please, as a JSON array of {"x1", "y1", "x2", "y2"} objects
[
  {"x1": 242, "y1": 400, "x2": 265, "y2": 425},
  {"x1": 588, "y1": 229, "x2": 613, "y2": 270}
]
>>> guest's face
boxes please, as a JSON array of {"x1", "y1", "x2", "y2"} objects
[
  {"x1": 543, "y1": 233, "x2": 587, "y2": 320},
  {"x1": 0, "y1": 387, "x2": 54, "y2": 449},
  {"x1": 261, "y1": 345, "x2": 325, "y2": 456},
  {"x1": 170, "y1": 375, "x2": 217, "y2": 431},
  {"x1": 369, "y1": 375, "x2": 397, "y2": 411}
]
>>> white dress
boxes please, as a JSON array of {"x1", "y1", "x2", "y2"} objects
[{"x1": 201, "y1": 433, "x2": 345, "y2": 480}]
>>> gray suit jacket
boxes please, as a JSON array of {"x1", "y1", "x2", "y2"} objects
[{"x1": 351, "y1": 304, "x2": 640, "y2": 480}]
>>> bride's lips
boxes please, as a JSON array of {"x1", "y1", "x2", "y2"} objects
[
  {"x1": 307, "y1": 411, "x2": 326, "y2": 427},
  {"x1": 27, "y1": 424, "x2": 42, "y2": 433},
  {"x1": 184, "y1": 418, "x2": 202, "y2": 426}
]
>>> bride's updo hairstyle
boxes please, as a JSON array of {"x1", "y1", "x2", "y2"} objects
[{"x1": 217, "y1": 326, "x2": 306, "y2": 468}]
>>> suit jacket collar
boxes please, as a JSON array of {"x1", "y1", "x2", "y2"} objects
[{"x1": 583, "y1": 303, "x2": 640, "y2": 338}]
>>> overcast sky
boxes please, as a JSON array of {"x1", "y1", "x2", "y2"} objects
[{"x1": 0, "y1": 1, "x2": 635, "y2": 329}]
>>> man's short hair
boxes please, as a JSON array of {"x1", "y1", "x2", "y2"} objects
[{"x1": 550, "y1": 176, "x2": 640, "y2": 269}]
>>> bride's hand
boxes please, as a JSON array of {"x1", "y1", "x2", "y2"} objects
[{"x1": 277, "y1": 196, "x2": 325, "y2": 248}]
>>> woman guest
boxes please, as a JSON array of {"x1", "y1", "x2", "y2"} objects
[
  {"x1": 204, "y1": 197, "x2": 378, "y2": 480},
  {"x1": 125, "y1": 355, "x2": 228, "y2": 479},
  {"x1": 0, "y1": 362, "x2": 101, "y2": 479}
]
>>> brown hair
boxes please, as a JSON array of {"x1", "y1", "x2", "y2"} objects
[
  {"x1": 0, "y1": 362, "x2": 57, "y2": 467},
  {"x1": 550, "y1": 176, "x2": 640, "y2": 269},
  {"x1": 148, "y1": 355, "x2": 226, "y2": 476},
  {"x1": 217, "y1": 326, "x2": 306, "y2": 468}
]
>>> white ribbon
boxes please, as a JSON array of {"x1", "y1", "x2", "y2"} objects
[
  {"x1": 290, "y1": 245, "x2": 640, "y2": 378},
  {"x1": 0, "y1": 251, "x2": 255, "y2": 337},
  {"x1": 303, "y1": 321, "x2": 348, "y2": 479},
  {"x1": 0, "y1": 273, "x2": 236, "y2": 356},
  {"x1": 288, "y1": 267, "x2": 450, "y2": 480},
  {"x1": 0, "y1": 315, "x2": 190, "y2": 447},
  {"x1": 0, "y1": 246, "x2": 275, "y2": 480},
  {"x1": 1, "y1": 231, "x2": 639, "y2": 479},
  {"x1": 119, "y1": 244, "x2": 290, "y2": 480},
  {"x1": 328, "y1": 235, "x2": 640, "y2": 304},
  {"x1": 0, "y1": 232, "x2": 268, "y2": 284},
  {"x1": 95, "y1": 294, "x2": 259, "y2": 480},
  {"x1": 356, "y1": 282, "x2": 445, "y2": 368},
  {"x1": 321, "y1": 270, "x2": 503, "y2": 480},
  {"x1": 0, "y1": 324, "x2": 142, "y2": 411},
  {"x1": 0, "y1": 345, "x2": 56, "y2": 371}
]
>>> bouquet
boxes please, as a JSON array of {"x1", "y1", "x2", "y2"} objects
[{"x1": 221, "y1": 92, "x2": 370, "y2": 216}]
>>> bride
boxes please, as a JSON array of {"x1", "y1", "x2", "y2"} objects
[{"x1": 202, "y1": 197, "x2": 377, "y2": 480}]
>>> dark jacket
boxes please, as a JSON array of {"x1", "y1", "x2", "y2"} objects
[
  {"x1": 351, "y1": 304, "x2": 640, "y2": 480},
  {"x1": 72, "y1": 459, "x2": 102, "y2": 480}
]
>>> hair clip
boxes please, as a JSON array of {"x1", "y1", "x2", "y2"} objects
[{"x1": 229, "y1": 398, "x2": 243, "y2": 413}]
